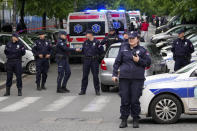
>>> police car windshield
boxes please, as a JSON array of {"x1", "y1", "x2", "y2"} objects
[{"x1": 174, "y1": 62, "x2": 197, "y2": 74}]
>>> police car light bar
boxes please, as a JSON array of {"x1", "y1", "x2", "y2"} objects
[{"x1": 118, "y1": 9, "x2": 125, "y2": 12}]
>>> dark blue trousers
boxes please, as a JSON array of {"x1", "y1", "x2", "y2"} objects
[
  {"x1": 57, "y1": 58, "x2": 71, "y2": 89},
  {"x1": 36, "y1": 59, "x2": 49, "y2": 85},
  {"x1": 174, "y1": 57, "x2": 190, "y2": 71},
  {"x1": 6, "y1": 60, "x2": 22, "y2": 89},
  {"x1": 81, "y1": 59, "x2": 100, "y2": 92},
  {"x1": 119, "y1": 78, "x2": 144, "y2": 120}
]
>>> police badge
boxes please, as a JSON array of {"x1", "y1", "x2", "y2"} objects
[
  {"x1": 136, "y1": 50, "x2": 140, "y2": 55},
  {"x1": 17, "y1": 45, "x2": 20, "y2": 49}
]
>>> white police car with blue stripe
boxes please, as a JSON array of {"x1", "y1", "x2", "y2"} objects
[{"x1": 141, "y1": 61, "x2": 197, "y2": 123}]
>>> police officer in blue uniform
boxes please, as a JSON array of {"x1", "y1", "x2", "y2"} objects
[
  {"x1": 122, "y1": 32, "x2": 129, "y2": 43},
  {"x1": 171, "y1": 29, "x2": 194, "y2": 71},
  {"x1": 32, "y1": 31, "x2": 52, "y2": 91},
  {"x1": 112, "y1": 32, "x2": 151, "y2": 128},
  {"x1": 79, "y1": 30, "x2": 104, "y2": 96},
  {"x1": 56, "y1": 31, "x2": 81, "y2": 93},
  {"x1": 4, "y1": 33, "x2": 26, "y2": 96},
  {"x1": 101, "y1": 28, "x2": 122, "y2": 51}
]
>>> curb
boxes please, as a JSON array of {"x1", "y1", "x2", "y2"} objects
[{"x1": 0, "y1": 74, "x2": 29, "y2": 90}]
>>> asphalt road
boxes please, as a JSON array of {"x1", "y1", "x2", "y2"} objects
[
  {"x1": 0, "y1": 25, "x2": 197, "y2": 131},
  {"x1": 0, "y1": 64, "x2": 197, "y2": 131}
]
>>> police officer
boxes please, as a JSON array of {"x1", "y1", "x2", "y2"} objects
[
  {"x1": 56, "y1": 31, "x2": 81, "y2": 93},
  {"x1": 101, "y1": 28, "x2": 122, "y2": 51},
  {"x1": 122, "y1": 32, "x2": 129, "y2": 43},
  {"x1": 112, "y1": 32, "x2": 151, "y2": 128},
  {"x1": 4, "y1": 33, "x2": 26, "y2": 96},
  {"x1": 32, "y1": 31, "x2": 52, "y2": 91},
  {"x1": 79, "y1": 30, "x2": 104, "y2": 96},
  {"x1": 171, "y1": 29, "x2": 194, "y2": 71}
]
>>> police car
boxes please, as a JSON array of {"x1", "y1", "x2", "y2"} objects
[{"x1": 141, "y1": 61, "x2": 197, "y2": 123}]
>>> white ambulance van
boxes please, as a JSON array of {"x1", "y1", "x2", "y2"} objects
[
  {"x1": 106, "y1": 10, "x2": 130, "y2": 37},
  {"x1": 67, "y1": 10, "x2": 111, "y2": 58}
]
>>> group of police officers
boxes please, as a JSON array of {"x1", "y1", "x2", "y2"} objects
[{"x1": 2, "y1": 26, "x2": 194, "y2": 128}]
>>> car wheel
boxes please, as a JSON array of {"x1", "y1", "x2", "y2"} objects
[
  {"x1": 27, "y1": 61, "x2": 36, "y2": 75},
  {"x1": 101, "y1": 83, "x2": 110, "y2": 92},
  {"x1": 150, "y1": 94, "x2": 182, "y2": 124}
]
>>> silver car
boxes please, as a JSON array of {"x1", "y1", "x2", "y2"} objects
[
  {"x1": 99, "y1": 42, "x2": 167, "y2": 92},
  {"x1": 151, "y1": 24, "x2": 197, "y2": 44},
  {"x1": 0, "y1": 34, "x2": 36, "y2": 74}
]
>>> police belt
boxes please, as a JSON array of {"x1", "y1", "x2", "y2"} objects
[
  {"x1": 56, "y1": 54, "x2": 67, "y2": 59},
  {"x1": 84, "y1": 56, "x2": 99, "y2": 59}
]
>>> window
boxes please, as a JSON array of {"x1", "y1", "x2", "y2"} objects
[
  {"x1": 175, "y1": 62, "x2": 197, "y2": 74},
  {"x1": 69, "y1": 22, "x2": 105, "y2": 36},
  {"x1": 106, "y1": 46, "x2": 120, "y2": 58},
  {"x1": 0, "y1": 36, "x2": 11, "y2": 46}
]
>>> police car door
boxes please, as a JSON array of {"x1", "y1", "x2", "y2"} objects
[
  {"x1": 187, "y1": 69, "x2": 197, "y2": 112},
  {"x1": 0, "y1": 35, "x2": 10, "y2": 64}
]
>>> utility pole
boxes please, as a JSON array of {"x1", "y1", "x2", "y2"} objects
[
  {"x1": 74, "y1": 0, "x2": 78, "y2": 12},
  {"x1": 13, "y1": 0, "x2": 17, "y2": 32}
]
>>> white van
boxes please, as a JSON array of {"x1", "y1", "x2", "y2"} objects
[{"x1": 67, "y1": 10, "x2": 111, "y2": 58}]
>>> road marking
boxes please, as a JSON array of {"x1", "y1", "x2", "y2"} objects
[
  {"x1": 0, "y1": 97, "x2": 8, "y2": 102},
  {"x1": 41, "y1": 96, "x2": 78, "y2": 111},
  {"x1": 82, "y1": 96, "x2": 111, "y2": 112},
  {"x1": 0, "y1": 97, "x2": 40, "y2": 112}
]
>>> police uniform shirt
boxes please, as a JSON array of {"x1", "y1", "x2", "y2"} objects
[
  {"x1": 4, "y1": 41, "x2": 26, "y2": 60},
  {"x1": 113, "y1": 43, "x2": 151, "y2": 79},
  {"x1": 171, "y1": 38, "x2": 194, "y2": 57},
  {"x1": 32, "y1": 39, "x2": 52, "y2": 57},
  {"x1": 82, "y1": 38, "x2": 104, "y2": 57},
  {"x1": 56, "y1": 39, "x2": 75, "y2": 56}
]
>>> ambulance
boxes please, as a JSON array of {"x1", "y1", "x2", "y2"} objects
[
  {"x1": 106, "y1": 10, "x2": 130, "y2": 37},
  {"x1": 67, "y1": 10, "x2": 111, "y2": 58},
  {"x1": 127, "y1": 10, "x2": 142, "y2": 28}
]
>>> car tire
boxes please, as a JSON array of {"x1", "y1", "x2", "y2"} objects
[
  {"x1": 101, "y1": 83, "x2": 110, "y2": 92},
  {"x1": 150, "y1": 94, "x2": 182, "y2": 124},
  {"x1": 27, "y1": 61, "x2": 36, "y2": 75}
]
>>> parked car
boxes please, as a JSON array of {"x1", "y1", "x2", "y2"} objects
[
  {"x1": 155, "y1": 16, "x2": 180, "y2": 34},
  {"x1": 99, "y1": 42, "x2": 167, "y2": 92},
  {"x1": 0, "y1": 33, "x2": 36, "y2": 74},
  {"x1": 141, "y1": 61, "x2": 197, "y2": 123},
  {"x1": 151, "y1": 24, "x2": 197, "y2": 44}
]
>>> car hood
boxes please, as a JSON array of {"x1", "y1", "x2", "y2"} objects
[
  {"x1": 156, "y1": 25, "x2": 168, "y2": 30},
  {"x1": 145, "y1": 73, "x2": 179, "y2": 86},
  {"x1": 152, "y1": 34, "x2": 171, "y2": 40}
]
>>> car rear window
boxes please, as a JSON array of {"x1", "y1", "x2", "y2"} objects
[
  {"x1": 69, "y1": 22, "x2": 105, "y2": 36},
  {"x1": 106, "y1": 46, "x2": 120, "y2": 58}
]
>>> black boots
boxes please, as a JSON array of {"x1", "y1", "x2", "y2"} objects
[
  {"x1": 4, "y1": 87, "x2": 22, "y2": 96},
  {"x1": 95, "y1": 90, "x2": 100, "y2": 96},
  {"x1": 57, "y1": 88, "x2": 66, "y2": 93},
  {"x1": 18, "y1": 89, "x2": 22, "y2": 96},
  {"x1": 37, "y1": 84, "x2": 41, "y2": 91},
  {"x1": 62, "y1": 87, "x2": 70, "y2": 93},
  {"x1": 133, "y1": 118, "x2": 139, "y2": 128},
  {"x1": 41, "y1": 83, "x2": 47, "y2": 90},
  {"x1": 4, "y1": 87, "x2": 10, "y2": 96},
  {"x1": 119, "y1": 119, "x2": 128, "y2": 128},
  {"x1": 78, "y1": 91, "x2": 86, "y2": 95}
]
